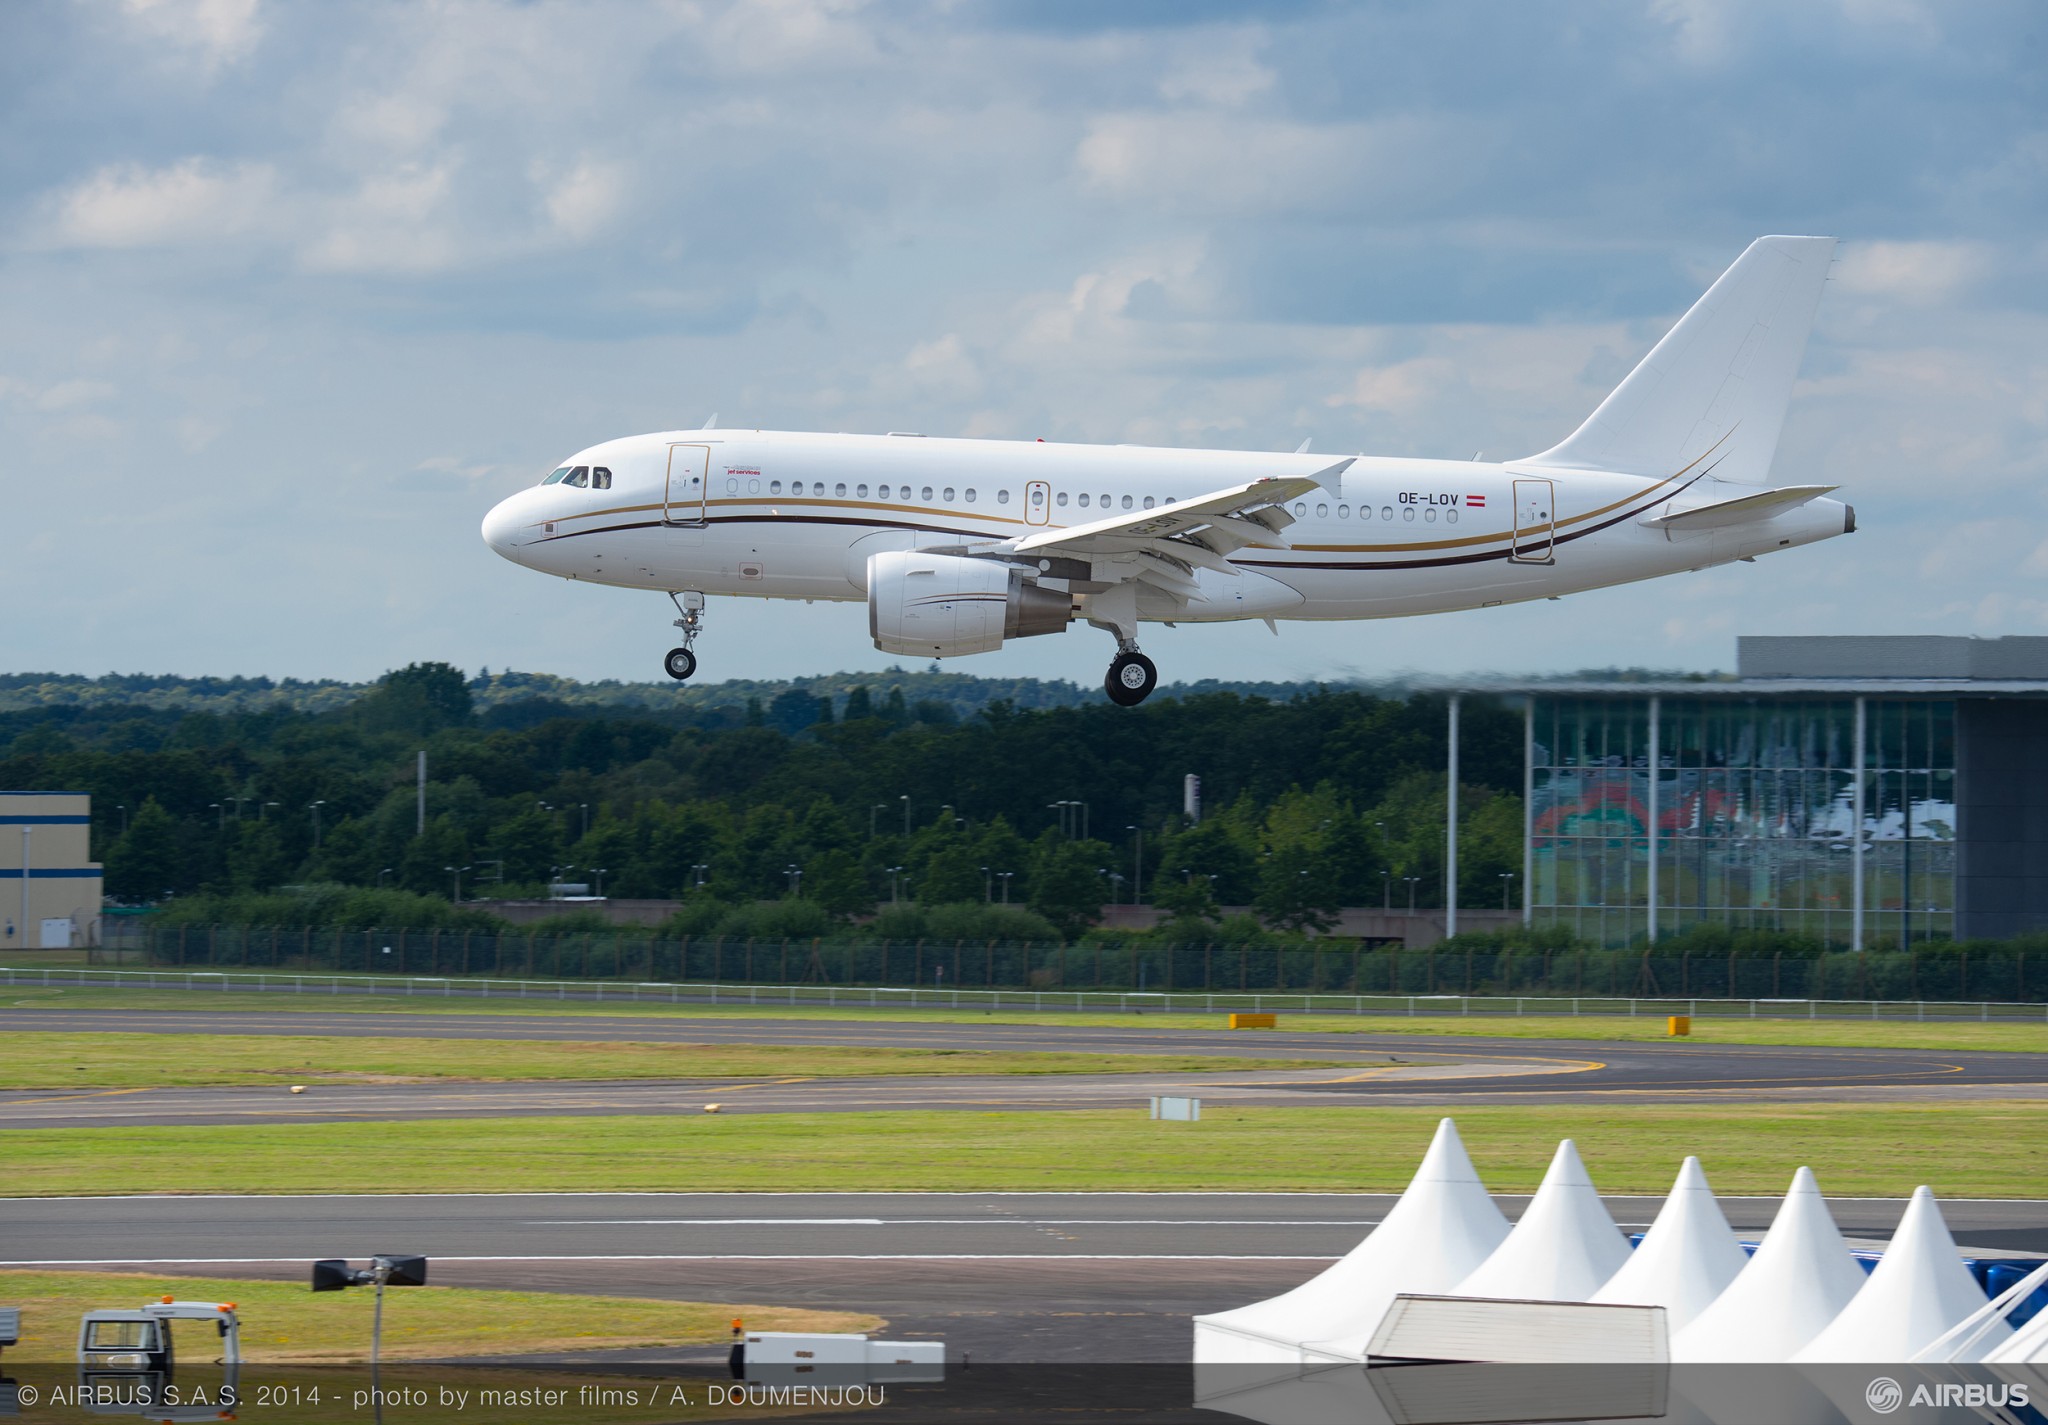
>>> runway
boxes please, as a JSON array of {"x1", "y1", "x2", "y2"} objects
[
  {"x1": 4, "y1": 1190, "x2": 2043, "y2": 1362},
  {"x1": 2, "y1": 1007, "x2": 2045, "y2": 1126}
]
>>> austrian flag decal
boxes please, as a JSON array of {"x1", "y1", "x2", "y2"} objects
[{"x1": 1467, "y1": 494, "x2": 1488, "y2": 508}]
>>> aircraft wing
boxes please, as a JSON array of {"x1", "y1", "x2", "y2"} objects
[
  {"x1": 1007, "y1": 460, "x2": 1353, "y2": 563},
  {"x1": 987, "y1": 459, "x2": 1352, "y2": 608}
]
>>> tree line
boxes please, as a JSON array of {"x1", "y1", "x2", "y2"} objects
[{"x1": 2, "y1": 662, "x2": 1525, "y2": 939}]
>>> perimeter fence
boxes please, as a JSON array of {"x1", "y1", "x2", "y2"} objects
[
  {"x1": 5, "y1": 963, "x2": 2044, "y2": 1022},
  {"x1": 86, "y1": 922, "x2": 2048, "y2": 1003}
]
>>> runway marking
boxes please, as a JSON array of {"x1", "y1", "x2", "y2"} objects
[
  {"x1": 0, "y1": 1086, "x2": 158, "y2": 1107},
  {"x1": 531, "y1": 1218, "x2": 1388, "y2": 1227},
  {"x1": 0, "y1": 1254, "x2": 1348, "y2": 1266}
]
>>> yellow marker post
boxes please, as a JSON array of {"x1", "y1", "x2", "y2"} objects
[
  {"x1": 1668, "y1": 1015, "x2": 1691, "y2": 1037},
  {"x1": 1229, "y1": 1013, "x2": 1277, "y2": 1029}
]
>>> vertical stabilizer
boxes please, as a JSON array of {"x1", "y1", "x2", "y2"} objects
[{"x1": 1524, "y1": 235, "x2": 1835, "y2": 486}]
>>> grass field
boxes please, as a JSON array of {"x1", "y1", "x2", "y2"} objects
[
  {"x1": 4, "y1": 1101, "x2": 2036, "y2": 1197},
  {"x1": 5, "y1": 981, "x2": 2044, "y2": 1053},
  {"x1": 0, "y1": 1268, "x2": 877, "y2": 1362},
  {"x1": 0, "y1": 1031, "x2": 1348, "y2": 1088}
]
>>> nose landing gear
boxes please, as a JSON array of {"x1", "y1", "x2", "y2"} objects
[
  {"x1": 1105, "y1": 646, "x2": 1158, "y2": 707},
  {"x1": 665, "y1": 590, "x2": 705, "y2": 681}
]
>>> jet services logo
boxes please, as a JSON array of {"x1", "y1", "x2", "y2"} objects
[{"x1": 1865, "y1": 1376, "x2": 2030, "y2": 1415}]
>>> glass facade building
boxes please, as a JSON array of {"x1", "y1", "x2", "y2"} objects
[{"x1": 1528, "y1": 695, "x2": 1958, "y2": 948}]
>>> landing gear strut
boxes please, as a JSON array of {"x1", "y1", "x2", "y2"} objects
[
  {"x1": 1105, "y1": 646, "x2": 1158, "y2": 707},
  {"x1": 665, "y1": 591, "x2": 705, "y2": 681}
]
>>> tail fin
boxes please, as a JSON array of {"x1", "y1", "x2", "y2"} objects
[{"x1": 1523, "y1": 235, "x2": 1835, "y2": 485}]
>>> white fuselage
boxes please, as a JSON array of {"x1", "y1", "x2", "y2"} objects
[{"x1": 481, "y1": 429, "x2": 1850, "y2": 628}]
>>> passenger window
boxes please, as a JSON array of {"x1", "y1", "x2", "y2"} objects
[
  {"x1": 921, "y1": 485, "x2": 934, "y2": 501},
  {"x1": 593, "y1": 467, "x2": 612, "y2": 490},
  {"x1": 1338, "y1": 504, "x2": 1350, "y2": 518},
  {"x1": 999, "y1": 489, "x2": 1011, "y2": 505},
  {"x1": 943, "y1": 487, "x2": 955, "y2": 502},
  {"x1": 1078, "y1": 493, "x2": 1091, "y2": 509},
  {"x1": 542, "y1": 467, "x2": 570, "y2": 485},
  {"x1": 566, "y1": 466, "x2": 590, "y2": 488},
  {"x1": 1317, "y1": 504, "x2": 1328, "y2": 518},
  {"x1": 1122, "y1": 494, "x2": 1133, "y2": 510},
  {"x1": 836, "y1": 483, "x2": 847, "y2": 498},
  {"x1": 965, "y1": 488, "x2": 977, "y2": 503},
  {"x1": 879, "y1": 485, "x2": 892, "y2": 499},
  {"x1": 1056, "y1": 492, "x2": 1068, "y2": 507},
  {"x1": 857, "y1": 484, "x2": 869, "y2": 498},
  {"x1": 1293, "y1": 502, "x2": 1306, "y2": 516},
  {"x1": 1143, "y1": 496, "x2": 1155, "y2": 509},
  {"x1": 1100, "y1": 493, "x2": 1110, "y2": 508},
  {"x1": 770, "y1": 480, "x2": 782, "y2": 495}
]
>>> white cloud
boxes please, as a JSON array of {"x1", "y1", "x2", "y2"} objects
[
  {"x1": 45, "y1": 158, "x2": 279, "y2": 248},
  {"x1": 120, "y1": 0, "x2": 264, "y2": 74},
  {"x1": 1833, "y1": 240, "x2": 1989, "y2": 303},
  {"x1": 538, "y1": 157, "x2": 629, "y2": 244}
]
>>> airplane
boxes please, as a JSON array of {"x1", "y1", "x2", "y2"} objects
[{"x1": 482, "y1": 235, "x2": 1851, "y2": 707}]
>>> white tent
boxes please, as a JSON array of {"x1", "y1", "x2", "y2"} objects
[
  {"x1": 1914, "y1": 1259, "x2": 2041, "y2": 1363},
  {"x1": 1446, "y1": 1138, "x2": 1632, "y2": 1303},
  {"x1": 1669, "y1": 1166, "x2": 1868, "y2": 1362},
  {"x1": 1795, "y1": 1187, "x2": 1996, "y2": 1362},
  {"x1": 1194, "y1": 1117, "x2": 1509, "y2": 1365},
  {"x1": 1589, "y1": 1156, "x2": 1747, "y2": 1333}
]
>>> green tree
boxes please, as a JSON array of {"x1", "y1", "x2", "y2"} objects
[
  {"x1": 355, "y1": 662, "x2": 472, "y2": 735},
  {"x1": 105, "y1": 797, "x2": 180, "y2": 900},
  {"x1": 805, "y1": 848, "x2": 873, "y2": 916},
  {"x1": 1026, "y1": 832, "x2": 1111, "y2": 939}
]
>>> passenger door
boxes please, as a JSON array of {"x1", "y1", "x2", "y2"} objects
[
  {"x1": 1511, "y1": 477, "x2": 1556, "y2": 564},
  {"x1": 665, "y1": 444, "x2": 710, "y2": 525}
]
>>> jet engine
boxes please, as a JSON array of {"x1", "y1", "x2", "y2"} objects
[{"x1": 867, "y1": 550, "x2": 1071, "y2": 657}]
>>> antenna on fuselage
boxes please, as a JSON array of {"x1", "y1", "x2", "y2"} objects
[{"x1": 702, "y1": 412, "x2": 719, "y2": 430}]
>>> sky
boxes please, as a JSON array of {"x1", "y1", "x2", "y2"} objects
[{"x1": 3, "y1": 0, "x2": 2045, "y2": 689}]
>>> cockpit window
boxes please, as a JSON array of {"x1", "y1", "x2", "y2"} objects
[
  {"x1": 542, "y1": 467, "x2": 571, "y2": 485},
  {"x1": 565, "y1": 466, "x2": 590, "y2": 488},
  {"x1": 592, "y1": 467, "x2": 612, "y2": 490}
]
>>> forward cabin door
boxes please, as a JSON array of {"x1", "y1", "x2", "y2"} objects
[
  {"x1": 1511, "y1": 477, "x2": 1556, "y2": 564},
  {"x1": 665, "y1": 444, "x2": 710, "y2": 525}
]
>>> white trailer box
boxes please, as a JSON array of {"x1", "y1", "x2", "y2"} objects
[{"x1": 743, "y1": 1331, "x2": 943, "y2": 1384}]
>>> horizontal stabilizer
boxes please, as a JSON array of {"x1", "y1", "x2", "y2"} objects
[{"x1": 1639, "y1": 484, "x2": 1837, "y2": 531}]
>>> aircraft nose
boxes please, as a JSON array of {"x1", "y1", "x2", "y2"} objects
[{"x1": 482, "y1": 495, "x2": 527, "y2": 561}]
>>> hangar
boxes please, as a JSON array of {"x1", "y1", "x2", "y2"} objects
[
  {"x1": 1505, "y1": 636, "x2": 2048, "y2": 949},
  {"x1": 2, "y1": 790, "x2": 103, "y2": 949}
]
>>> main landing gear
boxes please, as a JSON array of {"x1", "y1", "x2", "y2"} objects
[
  {"x1": 1105, "y1": 644, "x2": 1158, "y2": 707},
  {"x1": 665, "y1": 590, "x2": 705, "y2": 681}
]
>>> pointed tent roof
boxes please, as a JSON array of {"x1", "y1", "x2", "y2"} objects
[
  {"x1": 1590, "y1": 1156, "x2": 1748, "y2": 1332},
  {"x1": 1447, "y1": 1139, "x2": 1632, "y2": 1303},
  {"x1": 1796, "y1": 1187, "x2": 1996, "y2": 1362},
  {"x1": 1915, "y1": 1258, "x2": 2042, "y2": 1363},
  {"x1": 1669, "y1": 1166, "x2": 1868, "y2": 1362},
  {"x1": 1195, "y1": 1118, "x2": 1510, "y2": 1362}
]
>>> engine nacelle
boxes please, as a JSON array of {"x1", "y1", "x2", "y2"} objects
[{"x1": 867, "y1": 551, "x2": 1071, "y2": 657}]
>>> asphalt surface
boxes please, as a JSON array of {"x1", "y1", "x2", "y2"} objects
[
  {"x1": 1, "y1": 1007, "x2": 2044, "y2": 1126},
  {"x1": 5, "y1": 1190, "x2": 2044, "y2": 1362}
]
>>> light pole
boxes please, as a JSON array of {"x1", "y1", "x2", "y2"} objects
[
  {"x1": 262, "y1": 801, "x2": 279, "y2": 822},
  {"x1": 785, "y1": 864, "x2": 803, "y2": 897},
  {"x1": 377, "y1": 868, "x2": 393, "y2": 888},
  {"x1": 444, "y1": 864, "x2": 471, "y2": 902},
  {"x1": 1405, "y1": 876, "x2": 1421, "y2": 913},
  {"x1": 1499, "y1": 871, "x2": 1517, "y2": 910},
  {"x1": 1048, "y1": 801, "x2": 1070, "y2": 837},
  {"x1": 593, "y1": 867, "x2": 609, "y2": 898},
  {"x1": 997, "y1": 870, "x2": 1014, "y2": 904},
  {"x1": 210, "y1": 802, "x2": 223, "y2": 830},
  {"x1": 899, "y1": 794, "x2": 911, "y2": 837},
  {"x1": 690, "y1": 863, "x2": 709, "y2": 891},
  {"x1": 886, "y1": 865, "x2": 905, "y2": 904},
  {"x1": 981, "y1": 865, "x2": 992, "y2": 902},
  {"x1": 115, "y1": 804, "x2": 128, "y2": 835},
  {"x1": 1126, "y1": 824, "x2": 1143, "y2": 904},
  {"x1": 1381, "y1": 869, "x2": 1393, "y2": 910},
  {"x1": 579, "y1": 803, "x2": 590, "y2": 838},
  {"x1": 309, "y1": 800, "x2": 326, "y2": 849},
  {"x1": 870, "y1": 803, "x2": 888, "y2": 837}
]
